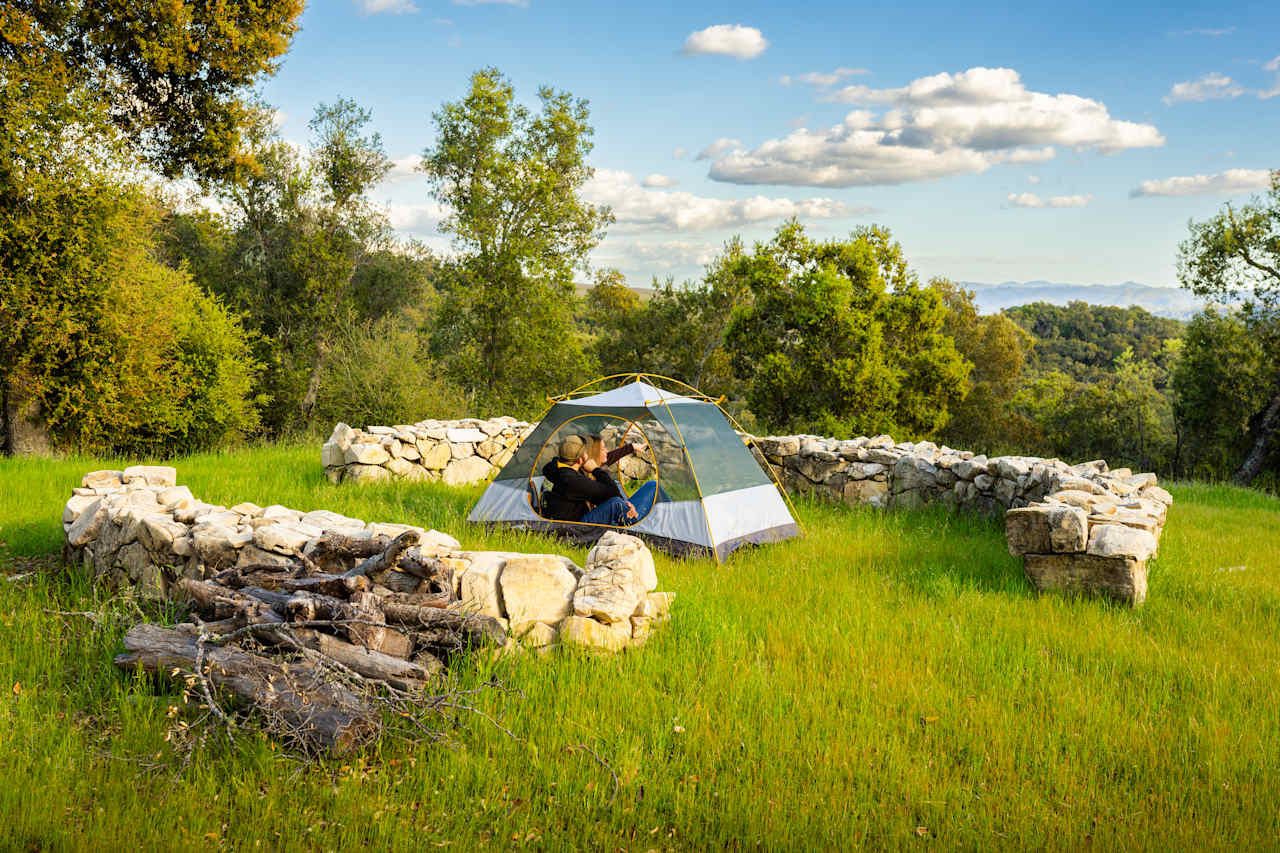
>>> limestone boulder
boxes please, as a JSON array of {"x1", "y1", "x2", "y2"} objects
[
  {"x1": 446, "y1": 427, "x2": 487, "y2": 444},
  {"x1": 1140, "y1": 485, "x2": 1173, "y2": 507},
  {"x1": 157, "y1": 485, "x2": 195, "y2": 510},
  {"x1": 122, "y1": 465, "x2": 177, "y2": 487},
  {"x1": 253, "y1": 523, "x2": 312, "y2": 556},
  {"x1": 574, "y1": 533, "x2": 657, "y2": 624},
  {"x1": 455, "y1": 551, "x2": 510, "y2": 619},
  {"x1": 235, "y1": 544, "x2": 297, "y2": 570},
  {"x1": 418, "y1": 440, "x2": 452, "y2": 470},
  {"x1": 321, "y1": 440, "x2": 346, "y2": 468},
  {"x1": 1005, "y1": 505, "x2": 1088, "y2": 556},
  {"x1": 81, "y1": 470, "x2": 124, "y2": 490},
  {"x1": 500, "y1": 554, "x2": 578, "y2": 629},
  {"x1": 559, "y1": 615, "x2": 633, "y2": 652},
  {"x1": 328, "y1": 422, "x2": 356, "y2": 450},
  {"x1": 346, "y1": 464, "x2": 391, "y2": 484},
  {"x1": 1024, "y1": 552, "x2": 1147, "y2": 606},
  {"x1": 139, "y1": 514, "x2": 188, "y2": 554},
  {"x1": 1087, "y1": 524, "x2": 1157, "y2": 562},
  {"x1": 844, "y1": 478, "x2": 889, "y2": 507},
  {"x1": 66, "y1": 499, "x2": 108, "y2": 547},
  {"x1": 344, "y1": 442, "x2": 391, "y2": 466},
  {"x1": 442, "y1": 456, "x2": 492, "y2": 486}
]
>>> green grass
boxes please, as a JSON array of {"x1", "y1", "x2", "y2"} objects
[{"x1": 1, "y1": 446, "x2": 1279, "y2": 850}]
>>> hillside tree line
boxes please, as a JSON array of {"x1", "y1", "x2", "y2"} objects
[{"x1": 2, "y1": 7, "x2": 1276, "y2": 488}]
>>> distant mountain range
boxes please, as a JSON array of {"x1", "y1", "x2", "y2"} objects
[{"x1": 958, "y1": 281, "x2": 1206, "y2": 319}]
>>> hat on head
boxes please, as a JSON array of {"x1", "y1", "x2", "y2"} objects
[{"x1": 557, "y1": 434, "x2": 587, "y2": 462}]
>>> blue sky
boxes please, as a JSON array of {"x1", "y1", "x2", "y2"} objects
[{"x1": 257, "y1": 0, "x2": 1280, "y2": 288}]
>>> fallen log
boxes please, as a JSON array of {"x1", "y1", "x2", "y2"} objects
[
  {"x1": 177, "y1": 579, "x2": 282, "y2": 625},
  {"x1": 282, "y1": 573, "x2": 370, "y2": 598},
  {"x1": 114, "y1": 623, "x2": 377, "y2": 754},
  {"x1": 382, "y1": 604, "x2": 506, "y2": 648},
  {"x1": 305, "y1": 533, "x2": 392, "y2": 572},
  {"x1": 342, "y1": 530, "x2": 418, "y2": 581},
  {"x1": 292, "y1": 629, "x2": 441, "y2": 691}
]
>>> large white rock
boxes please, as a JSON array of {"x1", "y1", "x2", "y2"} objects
[
  {"x1": 418, "y1": 440, "x2": 451, "y2": 470},
  {"x1": 63, "y1": 494, "x2": 98, "y2": 526},
  {"x1": 81, "y1": 470, "x2": 124, "y2": 490},
  {"x1": 253, "y1": 523, "x2": 312, "y2": 555},
  {"x1": 456, "y1": 551, "x2": 510, "y2": 619},
  {"x1": 344, "y1": 442, "x2": 391, "y2": 466},
  {"x1": 500, "y1": 554, "x2": 577, "y2": 628},
  {"x1": 329, "y1": 422, "x2": 356, "y2": 450},
  {"x1": 1140, "y1": 485, "x2": 1173, "y2": 507},
  {"x1": 300, "y1": 509, "x2": 366, "y2": 531},
  {"x1": 321, "y1": 440, "x2": 346, "y2": 468},
  {"x1": 574, "y1": 532, "x2": 658, "y2": 624},
  {"x1": 122, "y1": 465, "x2": 177, "y2": 487},
  {"x1": 139, "y1": 514, "x2": 188, "y2": 553},
  {"x1": 66, "y1": 498, "x2": 107, "y2": 547},
  {"x1": 446, "y1": 427, "x2": 487, "y2": 444},
  {"x1": 1087, "y1": 524, "x2": 1157, "y2": 561},
  {"x1": 442, "y1": 456, "x2": 492, "y2": 486},
  {"x1": 559, "y1": 615, "x2": 634, "y2": 651}
]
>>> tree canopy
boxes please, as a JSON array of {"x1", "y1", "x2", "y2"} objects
[
  {"x1": 422, "y1": 68, "x2": 613, "y2": 414},
  {"x1": 1177, "y1": 170, "x2": 1280, "y2": 485}
]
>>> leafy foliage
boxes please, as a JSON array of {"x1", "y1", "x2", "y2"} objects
[
  {"x1": 422, "y1": 68, "x2": 612, "y2": 415},
  {"x1": 1176, "y1": 170, "x2": 1280, "y2": 485},
  {"x1": 723, "y1": 222, "x2": 970, "y2": 438}
]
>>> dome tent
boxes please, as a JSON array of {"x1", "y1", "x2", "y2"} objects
[{"x1": 466, "y1": 375, "x2": 801, "y2": 561}]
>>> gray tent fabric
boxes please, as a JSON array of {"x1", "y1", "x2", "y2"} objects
[{"x1": 466, "y1": 378, "x2": 801, "y2": 560}]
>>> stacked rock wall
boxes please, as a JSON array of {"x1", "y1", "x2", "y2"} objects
[
  {"x1": 322, "y1": 418, "x2": 534, "y2": 486},
  {"x1": 324, "y1": 419, "x2": 1171, "y2": 605},
  {"x1": 62, "y1": 469, "x2": 671, "y2": 651}
]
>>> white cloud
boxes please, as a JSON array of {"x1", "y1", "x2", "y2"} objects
[
  {"x1": 682, "y1": 24, "x2": 768, "y2": 59},
  {"x1": 1129, "y1": 168, "x2": 1272, "y2": 198},
  {"x1": 781, "y1": 67, "x2": 870, "y2": 87},
  {"x1": 356, "y1": 0, "x2": 418, "y2": 13},
  {"x1": 1027, "y1": 175, "x2": 1041, "y2": 184},
  {"x1": 1179, "y1": 26, "x2": 1235, "y2": 36},
  {"x1": 673, "y1": 147, "x2": 688, "y2": 160},
  {"x1": 1265, "y1": 56, "x2": 1280, "y2": 72},
  {"x1": 583, "y1": 169, "x2": 862, "y2": 231},
  {"x1": 598, "y1": 240, "x2": 721, "y2": 271},
  {"x1": 452, "y1": 0, "x2": 526, "y2": 5},
  {"x1": 641, "y1": 173, "x2": 677, "y2": 188},
  {"x1": 705, "y1": 66, "x2": 1163, "y2": 188},
  {"x1": 1007, "y1": 192, "x2": 1092, "y2": 208},
  {"x1": 697, "y1": 138, "x2": 743, "y2": 160},
  {"x1": 384, "y1": 201, "x2": 450, "y2": 233},
  {"x1": 385, "y1": 155, "x2": 423, "y2": 183},
  {"x1": 1163, "y1": 73, "x2": 1244, "y2": 104}
]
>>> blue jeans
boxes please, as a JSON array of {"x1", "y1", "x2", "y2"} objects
[{"x1": 579, "y1": 481, "x2": 668, "y2": 527}]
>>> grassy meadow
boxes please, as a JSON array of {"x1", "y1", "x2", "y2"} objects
[{"x1": 1, "y1": 444, "x2": 1278, "y2": 850}]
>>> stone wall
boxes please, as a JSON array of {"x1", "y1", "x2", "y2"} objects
[
  {"x1": 322, "y1": 418, "x2": 533, "y2": 486},
  {"x1": 62, "y1": 467, "x2": 672, "y2": 651},
  {"x1": 758, "y1": 432, "x2": 1171, "y2": 605},
  {"x1": 325, "y1": 419, "x2": 1171, "y2": 605}
]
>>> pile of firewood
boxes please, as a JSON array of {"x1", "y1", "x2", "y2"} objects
[{"x1": 113, "y1": 530, "x2": 506, "y2": 754}]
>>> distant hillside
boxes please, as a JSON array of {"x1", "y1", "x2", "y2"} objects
[{"x1": 958, "y1": 281, "x2": 1206, "y2": 319}]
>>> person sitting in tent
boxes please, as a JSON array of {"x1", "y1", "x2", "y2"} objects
[{"x1": 541, "y1": 434, "x2": 663, "y2": 526}]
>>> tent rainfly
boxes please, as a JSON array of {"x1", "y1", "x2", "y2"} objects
[{"x1": 467, "y1": 376, "x2": 801, "y2": 561}]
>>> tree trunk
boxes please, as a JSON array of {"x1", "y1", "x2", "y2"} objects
[
  {"x1": 1233, "y1": 376, "x2": 1280, "y2": 486},
  {"x1": 114, "y1": 623, "x2": 377, "y2": 754},
  {"x1": 299, "y1": 339, "x2": 329, "y2": 424}
]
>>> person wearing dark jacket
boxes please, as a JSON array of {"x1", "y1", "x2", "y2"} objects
[{"x1": 541, "y1": 434, "x2": 658, "y2": 526}]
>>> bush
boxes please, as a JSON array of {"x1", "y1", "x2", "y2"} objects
[
  {"x1": 36, "y1": 194, "x2": 262, "y2": 456},
  {"x1": 310, "y1": 317, "x2": 468, "y2": 429}
]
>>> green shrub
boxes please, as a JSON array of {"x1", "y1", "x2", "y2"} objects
[{"x1": 310, "y1": 316, "x2": 467, "y2": 429}]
